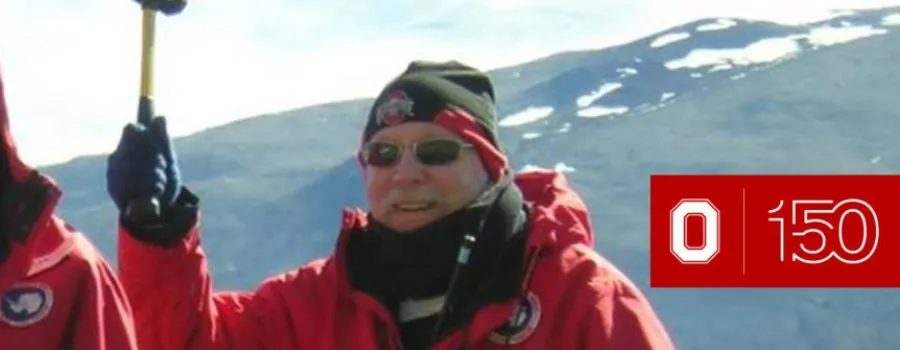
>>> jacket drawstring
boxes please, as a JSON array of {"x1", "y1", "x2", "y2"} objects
[
  {"x1": 431, "y1": 233, "x2": 477, "y2": 343},
  {"x1": 431, "y1": 179, "x2": 508, "y2": 344}
]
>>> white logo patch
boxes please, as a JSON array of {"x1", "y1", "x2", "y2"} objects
[
  {"x1": 0, "y1": 282, "x2": 53, "y2": 327},
  {"x1": 375, "y1": 90, "x2": 415, "y2": 126},
  {"x1": 489, "y1": 291, "x2": 541, "y2": 345}
]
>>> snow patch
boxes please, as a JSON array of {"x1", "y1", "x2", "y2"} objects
[
  {"x1": 499, "y1": 106, "x2": 553, "y2": 127},
  {"x1": 710, "y1": 64, "x2": 732, "y2": 72},
  {"x1": 639, "y1": 104, "x2": 664, "y2": 114},
  {"x1": 882, "y1": 13, "x2": 900, "y2": 26},
  {"x1": 577, "y1": 106, "x2": 629, "y2": 118},
  {"x1": 665, "y1": 37, "x2": 801, "y2": 70},
  {"x1": 804, "y1": 25, "x2": 887, "y2": 47},
  {"x1": 616, "y1": 67, "x2": 638, "y2": 77},
  {"x1": 696, "y1": 19, "x2": 737, "y2": 32},
  {"x1": 650, "y1": 32, "x2": 690, "y2": 48},
  {"x1": 690, "y1": 73, "x2": 703, "y2": 78},
  {"x1": 667, "y1": 24, "x2": 886, "y2": 71},
  {"x1": 730, "y1": 73, "x2": 747, "y2": 80},
  {"x1": 577, "y1": 82, "x2": 622, "y2": 107},
  {"x1": 643, "y1": 93, "x2": 677, "y2": 113},
  {"x1": 554, "y1": 162, "x2": 575, "y2": 172},
  {"x1": 519, "y1": 164, "x2": 545, "y2": 173},
  {"x1": 522, "y1": 132, "x2": 541, "y2": 140},
  {"x1": 557, "y1": 123, "x2": 571, "y2": 133},
  {"x1": 519, "y1": 163, "x2": 575, "y2": 173},
  {"x1": 871, "y1": 156, "x2": 881, "y2": 164}
]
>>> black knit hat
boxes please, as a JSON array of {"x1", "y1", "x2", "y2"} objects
[
  {"x1": 363, "y1": 60, "x2": 500, "y2": 147},
  {"x1": 359, "y1": 60, "x2": 509, "y2": 180}
]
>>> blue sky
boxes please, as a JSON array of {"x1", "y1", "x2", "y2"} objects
[{"x1": 1, "y1": 0, "x2": 899, "y2": 166}]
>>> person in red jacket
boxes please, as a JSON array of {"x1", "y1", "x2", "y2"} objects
[
  {"x1": 107, "y1": 60, "x2": 675, "y2": 349},
  {"x1": 0, "y1": 66, "x2": 139, "y2": 348}
]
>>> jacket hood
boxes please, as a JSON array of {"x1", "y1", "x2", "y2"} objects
[
  {"x1": 514, "y1": 170, "x2": 594, "y2": 251},
  {"x1": 0, "y1": 64, "x2": 68, "y2": 289}
]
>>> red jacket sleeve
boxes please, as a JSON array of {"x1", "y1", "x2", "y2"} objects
[
  {"x1": 118, "y1": 220, "x2": 288, "y2": 350},
  {"x1": 69, "y1": 243, "x2": 141, "y2": 350},
  {"x1": 581, "y1": 268, "x2": 676, "y2": 349}
]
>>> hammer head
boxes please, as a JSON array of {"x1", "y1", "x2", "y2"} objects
[{"x1": 135, "y1": 0, "x2": 186, "y2": 16}]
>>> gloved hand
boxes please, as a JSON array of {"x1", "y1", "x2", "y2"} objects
[{"x1": 106, "y1": 116, "x2": 182, "y2": 219}]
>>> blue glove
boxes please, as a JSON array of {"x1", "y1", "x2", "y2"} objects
[{"x1": 106, "y1": 116, "x2": 182, "y2": 216}]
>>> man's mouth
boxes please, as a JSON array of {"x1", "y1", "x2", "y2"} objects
[{"x1": 393, "y1": 202, "x2": 436, "y2": 212}]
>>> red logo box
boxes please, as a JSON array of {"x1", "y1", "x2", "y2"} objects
[{"x1": 649, "y1": 175, "x2": 900, "y2": 288}]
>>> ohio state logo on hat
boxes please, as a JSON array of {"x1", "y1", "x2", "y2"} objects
[
  {"x1": 489, "y1": 291, "x2": 541, "y2": 345},
  {"x1": 0, "y1": 282, "x2": 54, "y2": 327},
  {"x1": 375, "y1": 90, "x2": 414, "y2": 126}
]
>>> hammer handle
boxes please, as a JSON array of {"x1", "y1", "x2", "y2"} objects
[{"x1": 125, "y1": 8, "x2": 161, "y2": 222}]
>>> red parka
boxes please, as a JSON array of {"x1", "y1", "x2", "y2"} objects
[
  {"x1": 0, "y1": 66, "x2": 139, "y2": 349},
  {"x1": 119, "y1": 170, "x2": 675, "y2": 349}
]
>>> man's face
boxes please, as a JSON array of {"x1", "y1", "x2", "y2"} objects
[{"x1": 363, "y1": 122, "x2": 489, "y2": 233}]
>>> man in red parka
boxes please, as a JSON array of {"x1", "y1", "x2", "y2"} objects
[
  {"x1": 0, "y1": 66, "x2": 139, "y2": 348},
  {"x1": 107, "y1": 60, "x2": 675, "y2": 349}
]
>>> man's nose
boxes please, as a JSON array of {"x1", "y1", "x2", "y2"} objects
[{"x1": 391, "y1": 149, "x2": 425, "y2": 184}]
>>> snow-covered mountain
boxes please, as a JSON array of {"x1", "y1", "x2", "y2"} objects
[
  {"x1": 42, "y1": 6, "x2": 900, "y2": 350},
  {"x1": 495, "y1": 9, "x2": 900, "y2": 147}
]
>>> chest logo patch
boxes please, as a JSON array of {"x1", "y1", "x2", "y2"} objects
[
  {"x1": 1, "y1": 282, "x2": 53, "y2": 327},
  {"x1": 489, "y1": 291, "x2": 541, "y2": 345}
]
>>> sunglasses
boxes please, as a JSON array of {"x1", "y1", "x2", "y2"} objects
[{"x1": 362, "y1": 139, "x2": 474, "y2": 167}]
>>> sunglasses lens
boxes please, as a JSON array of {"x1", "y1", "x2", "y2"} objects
[
  {"x1": 364, "y1": 142, "x2": 401, "y2": 167},
  {"x1": 415, "y1": 140, "x2": 462, "y2": 165}
]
